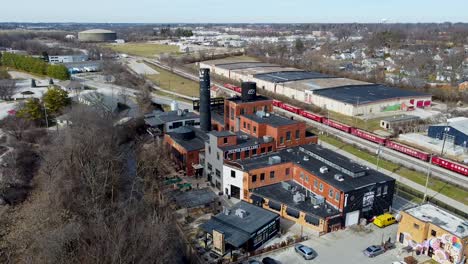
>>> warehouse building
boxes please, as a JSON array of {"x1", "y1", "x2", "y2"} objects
[
  {"x1": 144, "y1": 109, "x2": 200, "y2": 134},
  {"x1": 311, "y1": 84, "x2": 431, "y2": 116},
  {"x1": 397, "y1": 203, "x2": 468, "y2": 264},
  {"x1": 48, "y1": 54, "x2": 88, "y2": 64},
  {"x1": 78, "y1": 29, "x2": 117, "y2": 42},
  {"x1": 223, "y1": 144, "x2": 395, "y2": 233},
  {"x1": 428, "y1": 117, "x2": 468, "y2": 148},
  {"x1": 201, "y1": 201, "x2": 280, "y2": 254}
]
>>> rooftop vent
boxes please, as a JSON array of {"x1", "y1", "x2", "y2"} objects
[
  {"x1": 334, "y1": 174, "x2": 344, "y2": 181},
  {"x1": 265, "y1": 113, "x2": 271, "y2": 117},
  {"x1": 263, "y1": 136, "x2": 273, "y2": 143},
  {"x1": 256, "y1": 111, "x2": 267, "y2": 118},
  {"x1": 240, "y1": 135, "x2": 249, "y2": 140},
  {"x1": 268, "y1": 156, "x2": 282, "y2": 165},
  {"x1": 303, "y1": 156, "x2": 309, "y2": 161},
  {"x1": 235, "y1": 208, "x2": 248, "y2": 218},
  {"x1": 456, "y1": 225, "x2": 465, "y2": 234},
  {"x1": 286, "y1": 149, "x2": 293, "y2": 152},
  {"x1": 320, "y1": 166, "x2": 328, "y2": 174},
  {"x1": 223, "y1": 207, "x2": 231, "y2": 215},
  {"x1": 293, "y1": 192, "x2": 305, "y2": 203},
  {"x1": 281, "y1": 181, "x2": 291, "y2": 191}
]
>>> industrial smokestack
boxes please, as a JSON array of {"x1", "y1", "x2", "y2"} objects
[
  {"x1": 241, "y1": 82, "x2": 257, "y2": 101},
  {"x1": 199, "y1": 68, "x2": 211, "y2": 132}
]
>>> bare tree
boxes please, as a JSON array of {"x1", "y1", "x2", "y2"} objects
[
  {"x1": 0, "y1": 79, "x2": 17, "y2": 100},
  {"x1": 0, "y1": 116, "x2": 33, "y2": 141}
]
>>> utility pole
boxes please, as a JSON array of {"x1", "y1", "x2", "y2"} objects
[
  {"x1": 423, "y1": 154, "x2": 433, "y2": 202},
  {"x1": 43, "y1": 102, "x2": 49, "y2": 133},
  {"x1": 376, "y1": 144, "x2": 383, "y2": 171}
]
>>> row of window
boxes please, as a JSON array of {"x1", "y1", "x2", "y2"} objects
[
  {"x1": 279, "y1": 130, "x2": 301, "y2": 145},
  {"x1": 299, "y1": 172, "x2": 341, "y2": 202},
  {"x1": 227, "y1": 145, "x2": 274, "y2": 161},
  {"x1": 252, "y1": 168, "x2": 290, "y2": 183}
]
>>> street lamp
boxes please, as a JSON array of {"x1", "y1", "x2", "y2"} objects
[{"x1": 440, "y1": 127, "x2": 450, "y2": 157}]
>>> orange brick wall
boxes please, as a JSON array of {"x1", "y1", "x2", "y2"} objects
[
  {"x1": 164, "y1": 134, "x2": 200, "y2": 177},
  {"x1": 224, "y1": 99, "x2": 273, "y2": 131}
]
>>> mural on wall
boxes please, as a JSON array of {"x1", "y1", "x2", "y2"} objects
[
  {"x1": 400, "y1": 232, "x2": 463, "y2": 264},
  {"x1": 362, "y1": 191, "x2": 375, "y2": 207}
]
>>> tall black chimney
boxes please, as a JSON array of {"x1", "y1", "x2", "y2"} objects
[{"x1": 199, "y1": 68, "x2": 211, "y2": 132}]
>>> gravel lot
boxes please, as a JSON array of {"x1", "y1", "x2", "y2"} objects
[{"x1": 251, "y1": 224, "x2": 430, "y2": 264}]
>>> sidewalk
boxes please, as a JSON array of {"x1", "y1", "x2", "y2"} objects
[{"x1": 320, "y1": 140, "x2": 468, "y2": 213}]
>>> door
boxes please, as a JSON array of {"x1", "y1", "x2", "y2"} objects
[
  {"x1": 399, "y1": 233, "x2": 404, "y2": 243},
  {"x1": 345, "y1": 210, "x2": 360, "y2": 227},
  {"x1": 230, "y1": 185, "x2": 240, "y2": 199}
]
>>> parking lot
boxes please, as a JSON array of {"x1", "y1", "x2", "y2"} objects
[{"x1": 252, "y1": 223, "x2": 430, "y2": 264}]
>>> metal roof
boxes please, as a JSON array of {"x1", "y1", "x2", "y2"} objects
[
  {"x1": 170, "y1": 188, "x2": 217, "y2": 208},
  {"x1": 431, "y1": 117, "x2": 468, "y2": 135},
  {"x1": 80, "y1": 29, "x2": 115, "y2": 34},
  {"x1": 166, "y1": 126, "x2": 208, "y2": 152},
  {"x1": 313, "y1": 84, "x2": 430, "y2": 105},
  {"x1": 285, "y1": 77, "x2": 370, "y2": 92},
  {"x1": 144, "y1": 110, "x2": 199, "y2": 127},
  {"x1": 254, "y1": 71, "x2": 333, "y2": 83},
  {"x1": 200, "y1": 201, "x2": 279, "y2": 247}
]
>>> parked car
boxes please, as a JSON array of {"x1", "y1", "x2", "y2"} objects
[
  {"x1": 262, "y1": 257, "x2": 278, "y2": 264},
  {"x1": 363, "y1": 245, "x2": 385, "y2": 257},
  {"x1": 373, "y1": 213, "x2": 396, "y2": 228},
  {"x1": 294, "y1": 244, "x2": 317, "y2": 260}
]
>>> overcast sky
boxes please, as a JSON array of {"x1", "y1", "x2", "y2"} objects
[{"x1": 3, "y1": 0, "x2": 467, "y2": 23}]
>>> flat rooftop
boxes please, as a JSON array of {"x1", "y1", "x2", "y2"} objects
[
  {"x1": 313, "y1": 84, "x2": 430, "y2": 105},
  {"x1": 166, "y1": 126, "x2": 208, "y2": 152},
  {"x1": 233, "y1": 145, "x2": 394, "y2": 192},
  {"x1": 216, "y1": 62, "x2": 279, "y2": 70},
  {"x1": 227, "y1": 94, "x2": 272, "y2": 104},
  {"x1": 232, "y1": 66, "x2": 299, "y2": 77},
  {"x1": 285, "y1": 77, "x2": 370, "y2": 92},
  {"x1": 169, "y1": 188, "x2": 218, "y2": 208},
  {"x1": 405, "y1": 203, "x2": 468, "y2": 238},
  {"x1": 200, "y1": 201, "x2": 279, "y2": 247},
  {"x1": 219, "y1": 132, "x2": 267, "y2": 152},
  {"x1": 242, "y1": 113, "x2": 300, "y2": 127},
  {"x1": 254, "y1": 71, "x2": 333, "y2": 83},
  {"x1": 252, "y1": 180, "x2": 341, "y2": 219},
  {"x1": 144, "y1": 110, "x2": 199, "y2": 127}
]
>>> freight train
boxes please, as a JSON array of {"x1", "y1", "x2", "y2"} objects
[{"x1": 224, "y1": 84, "x2": 468, "y2": 176}]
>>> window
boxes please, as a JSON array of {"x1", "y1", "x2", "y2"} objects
[
  {"x1": 280, "y1": 137, "x2": 284, "y2": 145},
  {"x1": 252, "y1": 148, "x2": 257, "y2": 156},
  {"x1": 252, "y1": 175, "x2": 257, "y2": 182},
  {"x1": 260, "y1": 173, "x2": 265, "y2": 181},
  {"x1": 231, "y1": 170, "x2": 236, "y2": 178},
  {"x1": 314, "y1": 179, "x2": 318, "y2": 189},
  {"x1": 243, "y1": 122, "x2": 246, "y2": 128},
  {"x1": 230, "y1": 108, "x2": 234, "y2": 120},
  {"x1": 376, "y1": 187, "x2": 381, "y2": 196},
  {"x1": 305, "y1": 176, "x2": 309, "y2": 182},
  {"x1": 413, "y1": 223, "x2": 420, "y2": 229},
  {"x1": 335, "y1": 192, "x2": 340, "y2": 201},
  {"x1": 172, "y1": 121, "x2": 183, "y2": 129},
  {"x1": 215, "y1": 169, "x2": 221, "y2": 177},
  {"x1": 223, "y1": 137, "x2": 228, "y2": 144},
  {"x1": 285, "y1": 168, "x2": 290, "y2": 176},
  {"x1": 185, "y1": 120, "x2": 195, "y2": 126},
  {"x1": 270, "y1": 171, "x2": 275, "y2": 179},
  {"x1": 247, "y1": 124, "x2": 250, "y2": 130},
  {"x1": 319, "y1": 183, "x2": 323, "y2": 192},
  {"x1": 217, "y1": 152, "x2": 220, "y2": 160},
  {"x1": 240, "y1": 108, "x2": 245, "y2": 115},
  {"x1": 253, "y1": 106, "x2": 257, "y2": 113},
  {"x1": 244, "y1": 150, "x2": 249, "y2": 158},
  {"x1": 261, "y1": 147, "x2": 265, "y2": 154},
  {"x1": 208, "y1": 146, "x2": 211, "y2": 154},
  {"x1": 295, "y1": 130, "x2": 300, "y2": 139},
  {"x1": 286, "y1": 131, "x2": 291, "y2": 141},
  {"x1": 329, "y1": 189, "x2": 334, "y2": 198},
  {"x1": 253, "y1": 126, "x2": 257, "y2": 133},
  {"x1": 383, "y1": 185, "x2": 388, "y2": 195},
  {"x1": 300, "y1": 172, "x2": 304, "y2": 179},
  {"x1": 207, "y1": 163, "x2": 212, "y2": 171},
  {"x1": 236, "y1": 152, "x2": 241, "y2": 160},
  {"x1": 268, "y1": 146, "x2": 273, "y2": 152},
  {"x1": 431, "y1": 230, "x2": 437, "y2": 236}
]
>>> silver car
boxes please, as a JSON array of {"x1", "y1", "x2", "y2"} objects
[
  {"x1": 294, "y1": 244, "x2": 317, "y2": 260},
  {"x1": 363, "y1": 245, "x2": 385, "y2": 258}
]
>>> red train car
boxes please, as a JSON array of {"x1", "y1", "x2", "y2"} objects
[
  {"x1": 350, "y1": 128, "x2": 387, "y2": 145},
  {"x1": 281, "y1": 103, "x2": 303, "y2": 115},
  {"x1": 385, "y1": 141, "x2": 430, "y2": 161},
  {"x1": 301, "y1": 110, "x2": 324, "y2": 123},
  {"x1": 431, "y1": 156, "x2": 468, "y2": 176},
  {"x1": 223, "y1": 83, "x2": 241, "y2": 93},
  {"x1": 323, "y1": 118, "x2": 352, "y2": 133},
  {"x1": 273, "y1": 99, "x2": 283, "y2": 107}
]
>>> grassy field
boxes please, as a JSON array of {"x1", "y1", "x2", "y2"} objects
[
  {"x1": 326, "y1": 110, "x2": 381, "y2": 132},
  {"x1": 145, "y1": 63, "x2": 199, "y2": 98},
  {"x1": 318, "y1": 134, "x2": 468, "y2": 205},
  {"x1": 105, "y1": 43, "x2": 179, "y2": 57}
]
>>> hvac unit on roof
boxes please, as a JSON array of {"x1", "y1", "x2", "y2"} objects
[
  {"x1": 240, "y1": 135, "x2": 249, "y2": 140},
  {"x1": 456, "y1": 225, "x2": 465, "y2": 234},
  {"x1": 281, "y1": 181, "x2": 292, "y2": 191},
  {"x1": 263, "y1": 136, "x2": 273, "y2": 143},
  {"x1": 268, "y1": 156, "x2": 282, "y2": 165},
  {"x1": 310, "y1": 194, "x2": 325, "y2": 206},
  {"x1": 319, "y1": 166, "x2": 328, "y2": 174},
  {"x1": 334, "y1": 174, "x2": 344, "y2": 181},
  {"x1": 235, "y1": 208, "x2": 247, "y2": 218},
  {"x1": 303, "y1": 156, "x2": 309, "y2": 161},
  {"x1": 293, "y1": 192, "x2": 305, "y2": 203}
]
